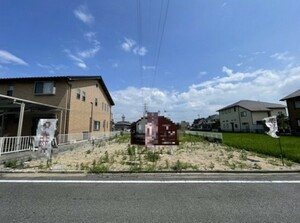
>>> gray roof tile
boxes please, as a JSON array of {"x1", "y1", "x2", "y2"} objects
[
  {"x1": 218, "y1": 100, "x2": 285, "y2": 111},
  {"x1": 280, "y1": 89, "x2": 300, "y2": 101}
]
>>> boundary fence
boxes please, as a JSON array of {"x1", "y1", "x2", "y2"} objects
[
  {"x1": 0, "y1": 131, "x2": 120, "y2": 156},
  {"x1": 185, "y1": 130, "x2": 223, "y2": 142}
]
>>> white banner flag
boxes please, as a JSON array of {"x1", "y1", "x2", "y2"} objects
[
  {"x1": 263, "y1": 116, "x2": 279, "y2": 138},
  {"x1": 35, "y1": 119, "x2": 57, "y2": 159}
]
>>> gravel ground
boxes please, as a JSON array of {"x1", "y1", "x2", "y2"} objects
[{"x1": 24, "y1": 138, "x2": 300, "y2": 172}]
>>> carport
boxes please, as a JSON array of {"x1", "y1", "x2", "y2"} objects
[{"x1": 0, "y1": 94, "x2": 65, "y2": 137}]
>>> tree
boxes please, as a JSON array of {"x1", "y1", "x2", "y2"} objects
[{"x1": 277, "y1": 112, "x2": 289, "y2": 131}]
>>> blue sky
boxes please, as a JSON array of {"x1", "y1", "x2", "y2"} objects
[{"x1": 1, "y1": 0, "x2": 300, "y2": 123}]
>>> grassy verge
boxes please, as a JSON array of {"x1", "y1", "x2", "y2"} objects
[{"x1": 223, "y1": 133, "x2": 300, "y2": 163}]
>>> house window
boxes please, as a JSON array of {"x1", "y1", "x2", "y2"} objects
[
  {"x1": 297, "y1": 119, "x2": 300, "y2": 127},
  {"x1": 241, "y1": 111, "x2": 247, "y2": 117},
  {"x1": 7, "y1": 85, "x2": 14, "y2": 96},
  {"x1": 94, "y1": 121, "x2": 100, "y2": 131},
  {"x1": 294, "y1": 100, "x2": 300, "y2": 109},
  {"x1": 34, "y1": 81, "x2": 55, "y2": 95},
  {"x1": 95, "y1": 98, "x2": 98, "y2": 106},
  {"x1": 102, "y1": 102, "x2": 104, "y2": 111},
  {"x1": 82, "y1": 91, "x2": 86, "y2": 101},
  {"x1": 76, "y1": 89, "x2": 81, "y2": 99}
]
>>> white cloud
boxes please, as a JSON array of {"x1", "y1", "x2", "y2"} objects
[
  {"x1": 64, "y1": 49, "x2": 87, "y2": 69},
  {"x1": 271, "y1": 52, "x2": 294, "y2": 61},
  {"x1": 142, "y1": 65, "x2": 155, "y2": 70},
  {"x1": 112, "y1": 65, "x2": 300, "y2": 123},
  {"x1": 74, "y1": 4, "x2": 94, "y2": 25},
  {"x1": 37, "y1": 63, "x2": 64, "y2": 74},
  {"x1": 84, "y1": 32, "x2": 100, "y2": 45},
  {"x1": 78, "y1": 32, "x2": 101, "y2": 58},
  {"x1": 64, "y1": 32, "x2": 100, "y2": 68},
  {"x1": 77, "y1": 46, "x2": 100, "y2": 58},
  {"x1": 112, "y1": 63, "x2": 118, "y2": 68},
  {"x1": 121, "y1": 38, "x2": 147, "y2": 56},
  {"x1": 253, "y1": 51, "x2": 266, "y2": 55},
  {"x1": 133, "y1": 46, "x2": 147, "y2": 56},
  {"x1": 121, "y1": 38, "x2": 136, "y2": 52},
  {"x1": 0, "y1": 50, "x2": 28, "y2": 66}
]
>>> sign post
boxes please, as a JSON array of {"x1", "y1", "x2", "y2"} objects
[
  {"x1": 35, "y1": 119, "x2": 57, "y2": 164},
  {"x1": 263, "y1": 116, "x2": 284, "y2": 166}
]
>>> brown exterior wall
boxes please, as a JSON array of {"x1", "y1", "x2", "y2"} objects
[
  {"x1": 68, "y1": 79, "x2": 112, "y2": 133},
  {"x1": 0, "y1": 77, "x2": 113, "y2": 136},
  {"x1": 286, "y1": 97, "x2": 300, "y2": 133}
]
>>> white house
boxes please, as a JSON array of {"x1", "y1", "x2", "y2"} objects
[{"x1": 217, "y1": 100, "x2": 286, "y2": 133}]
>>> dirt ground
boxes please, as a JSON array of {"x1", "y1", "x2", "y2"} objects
[{"x1": 25, "y1": 138, "x2": 300, "y2": 172}]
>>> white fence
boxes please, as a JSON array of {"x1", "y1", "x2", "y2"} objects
[
  {"x1": 185, "y1": 130, "x2": 223, "y2": 142},
  {"x1": 0, "y1": 131, "x2": 120, "y2": 156},
  {"x1": 0, "y1": 136, "x2": 35, "y2": 156}
]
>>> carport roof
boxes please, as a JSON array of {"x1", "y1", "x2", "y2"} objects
[{"x1": 0, "y1": 94, "x2": 64, "y2": 112}]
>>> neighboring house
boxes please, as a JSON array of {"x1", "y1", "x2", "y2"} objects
[
  {"x1": 190, "y1": 114, "x2": 219, "y2": 131},
  {"x1": 114, "y1": 115, "x2": 131, "y2": 131},
  {"x1": 0, "y1": 76, "x2": 114, "y2": 136},
  {"x1": 280, "y1": 89, "x2": 300, "y2": 135},
  {"x1": 131, "y1": 112, "x2": 179, "y2": 146},
  {"x1": 217, "y1": 100, "x2": 286, "y2": 133}
]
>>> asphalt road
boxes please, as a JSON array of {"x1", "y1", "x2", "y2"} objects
[{"x1": 0, "y1": 173, "x2": 299, "y2": 223}]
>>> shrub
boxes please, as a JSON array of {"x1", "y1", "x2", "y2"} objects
[
  {"x1": 145, "y1": 151, "x2": 160, "y2": 162},
  {"x1": 89, "y1": 164, "x2": 108, "y2": 173},
  {"x1": 172, "y1": 160, "x2": 198, "y2": 171},
  {"x1": 4, "y1": 159, "x2": 18, "y2": 169}
]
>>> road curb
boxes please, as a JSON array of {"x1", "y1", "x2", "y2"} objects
[{"x1": 1, "y1": 169, "x2": 300, "y2": 174}]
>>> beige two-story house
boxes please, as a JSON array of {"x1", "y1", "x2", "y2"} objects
[
  {"x1": 217, "y1": 100, "x2": 286, "y2": 133},
  {"x1": 0, "y1": 75, "x2": 114, "y2": 136}
]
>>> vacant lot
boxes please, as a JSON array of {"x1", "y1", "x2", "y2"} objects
[{"x1": 25, "y1": 133, "x2": 300, "y2": 172}]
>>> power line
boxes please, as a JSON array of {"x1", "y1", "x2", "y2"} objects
[{"x1": 151, "y1": 0, "x2": 170, "y2": 89}]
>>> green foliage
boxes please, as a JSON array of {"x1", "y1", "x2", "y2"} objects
[
  {"x1": 239, "y1": 150, "x2": 248, "y2": 161},
  {"x1": 144, "y1": 151, "x2": 160, "y2": 162},
  {"x1": 223, "y1": 133, "x2": 300, "y2": 163},
  {"x1": 80, "y1": 162, "x2": 89, "y2": 170},
  {"x1": 4, "y1": 159, "x2": 18, "y2": 169},
  {"x1": 115, "y1": 133, "x2": 130, "y2": 144},
  {"x1": 98, "y1": 151, "x2": 109, "y2": 164},
  {"x1": 127, "y1": 145, "x2": 135, "y2": 156},
  {"x1": 89, "y1": 164, "x2": 108, "y2": 173},
  {"x1": 179, "y1": 133, "x2": 203, "y2": 144},
  {"x1": 171, "y1": 160, "x2": 198, "y2": 171},
  {"x1": 165, "y1": 159, "x2": 170, "y2": 169}
]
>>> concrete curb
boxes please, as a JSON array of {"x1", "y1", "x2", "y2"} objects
[{"x1": 1, "y1": 169, "x2": 300, "y2": 174}]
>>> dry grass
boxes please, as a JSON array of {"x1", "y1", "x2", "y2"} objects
[{"x1": 26, "y1": 137, "x2": 300, "y2": 172}]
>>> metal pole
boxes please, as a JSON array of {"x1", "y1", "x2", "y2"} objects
[
  {"x1": 278, "y1": 137, "x2": 284, "y2": 166},
  {"x1": 17, "y1": 102, "x2": 25, "y2": 137},
  {"x1": 16, "y1": 102, "x2": 25, "y2": 151}
]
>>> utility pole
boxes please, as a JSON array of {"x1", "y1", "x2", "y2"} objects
[{"x1": 143, "y1": 103, "x2": 147, "y2": 117}]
